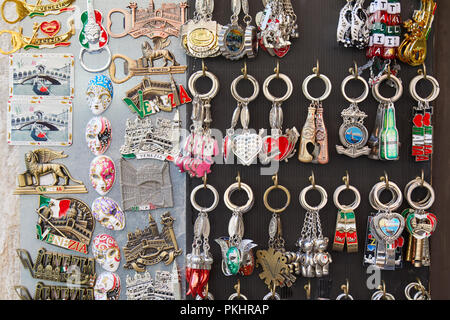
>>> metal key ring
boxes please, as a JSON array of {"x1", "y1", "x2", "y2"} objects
[
  {"x1": 372, "y1": 181, "x2": 403, "y2": 212},
  {"x1": 405, "y1": 179, "x2": 435, "y2": 211},
  {"x1": 409, "y1": 74, "x2": 440, "y2": 103},
  {"x1": 262, "y1": 73, "x2": 293, "y2": 104},
  {"x1": 404, "y1": 178, "x2": 432, "y2": 205},
  {"x1": 79, "y1": 46, "x2": 112, "y2": 73},
  {"x1": 228, "y1": 292, "x2": 248, "y2": 300},
  {"x1": 263, "y1": 291, "x2": 281, "y2": 300},
  {"x1": 333, "y1": 185, "x2": 361, "y2": 212},
  {"x1": 196, "y1": 292, "x2": 215, "y2": 300},
  {"x1": 341, "y1": 74, "x2": 370, "y2": 104},
  {"x1": 302, "y1": 73, "x2": 332, "y2": 102},
  {"x1": 263, "y1": 176, "x2": 291, "y2": 214},
  {"x1": 231, "y1": 74, "x2": 260, "y2": 104},
  {"x1": 299, "y1": 185, "x2": 328, "y2": 212},
  {"x1": 405, "y1": 282, "x2": 427, "y2": 300},
  {"x1": 371, "y1": 291, "x2": 395, "y2": 300},
  {"x1": 369, "y1": 182, "x2": 399, "y2": 211},
  {"x1": 224, "y1": 182, "x2": 254, "y2": 214},
  {"x1": 372, "y1": 73, "x2": 403, "y2": 103},
  {"x1": 188, "y1": 70, "x2": 220, "y2": 100},
  {"x1": 190, "y1": 183, "x2": 220, "y2": 213},
  {"x1": 336, "y1": 293, "x2": 354, "y2": 300}
]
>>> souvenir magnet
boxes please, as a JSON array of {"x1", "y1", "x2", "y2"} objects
[
  {"x1": 1, "y1": 0, "x2": 76, "y2": 24},
  {"x1": 86, "y1": 75, "x2": 114, "y2": 115},
  {"x1": 15, "y1": 282, "x2": 94, "y2": 300},
  {"x1": 92, "y1": 197, "x2": 125, "y2": 231},
  {"x1": 94, "y1": 272, "x2": 121, "y2": 300},
  {"x1": 15, "y1": 148, "x2": 87, "y2": 195},
  {"x1": 35, "y1": 196, "x2": 95, "y2": 254},
  {"x1": 85, "y1": 116, "x2": 112, "y2": 156},
  {"x1": 89, "y1": 155, "x2": 116, "y2": 196},
  {"x1": 93, "y1": 234, "x2": 121, "y2": 272}
]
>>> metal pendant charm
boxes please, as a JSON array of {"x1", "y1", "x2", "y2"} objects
[{"x1": 337, "y1": 0, "x2": 369, "y2": 49}]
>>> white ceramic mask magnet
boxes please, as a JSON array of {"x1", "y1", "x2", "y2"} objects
[
  {"x1": 94, "y1": 272, "x2": 121, "y2": 300},
  {"x1": 89, "y1": 155, "x2": 116, "y2": 196},
  {"x1": 85, "y1": 116, "x2": 112, "y2": 156},
  {"x1": 93, "y1": 233, "x2": 121, "y2": 272},
  {"x1": 86, "y1": 75, "x2": 114, "y2": 115},
  {"x1": 92, "y1": 197, "x2": 125, "y2": 231}
]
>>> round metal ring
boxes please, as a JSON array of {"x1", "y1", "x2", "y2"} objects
[
  {"x1": 262, "y1": 73, "x2": 293, "y2": 103},
  {"x1": 196, "y1": 292, "x2": 215, "y2": 300},
  {"x1": 372, "y1": 73, "x2": 403, "y2": 103},
  {"x1": 369, "y1": 182, "x2": 399, "y2": 211},
  {"x1": 405, "y1": 179, "x2": 435, "y2": 211},
  {"x1": 404, "y1": 179, "x2": 432, "y2": 206},
  {"x1": 333, "y1": 185, "x2": 361, "y2": 212},
  {"x1": 341, "y1": 74, "x2": 370, "y2": 104},
  {"x1": 190, "y1": 184, "x2": 220, "y2": 213},
  {"x1": 413, "y1": 290, "x2": 431, "y2": 300},
  {"x1": 79, "y1": 46, "x2": 112, "y2": 73},
  {"x1": 224, "y1": 182, "x2": 254, "y2": 214},
  {"x1": 302, "y1": 73, "x2": 332, "y2": 102},
  {"x1": 263, "y1": 184, "x2": 291, "y2": 214},
  {"x1": 404, "y1": 282, "x2": 418, "y2": 300},
  {"x1": 231, "y1": 74, "x2": 260, "y2": 104},
  {"x1": 372, "y1": 181, "x2": 403, "y2": 212},
  {"x1": 188, "y1": 70, "x2": 220, "y2": 100},
  {"x1": 336, "y1": 293, "x2": 354, "y2": 300},
  {"x1": 228, "y1": 293, "x2": 248, "y2": 300},
  {"x1": 299, "y1": 185, "x2": 328, "y2": 212},
  {"x1": 409, "y1": 74, "x2": 440, "y2": 103},
  {"x1": 371, "y1": 291, "x2": 395, "y2": 300},
  {"x1": 263, "y1": 291, "x2": 281, "y2": 300}
]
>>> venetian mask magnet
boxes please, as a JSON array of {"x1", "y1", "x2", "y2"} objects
[
  {"x1": 93, "y1": 234, "x2": 121, "y2": 272},
  {"x1": 86, "y1": 75, "x2": 114, "y2": 115},
  {"x1": 85, "y1": 116, "x2": 112, "y2": 156},
  {"x1": 90, "y1": 155, "x2": 116, "y2": 196},
  {"x1": 92, "y1": 197, "x2": 125, "y2": 231},
  {"x1": 94, "y1": 272, "x2": 121, "y2": 300}
]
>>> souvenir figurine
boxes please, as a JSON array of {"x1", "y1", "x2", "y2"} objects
[
  {"x1": 337, "y1": 0, "x2": 370, "y2": 49},
  {"x1": 92, "y1": 197, "x2": 125, "y2": 231},
  {"x1": 15, "y1": 282, "x2": 94, "y2": 300},
  {"x1": 94, "y1": 272, "x2": 121, "y2": 300},
  {"x1": 85, "y1": 116, "x2": 112, "y2": 156},
  {"x1": 89, "y1": 155, "x2": 116, "y2": 196},
  {"x1": 86, "y1": 75, "x2": 114, "y2": 115},
  {"x1": 1, "y1": 0, "x2": 76, "y2": 24},
  {"x1": 92, "y1": 234, "x2": 121, "y2": 272}
]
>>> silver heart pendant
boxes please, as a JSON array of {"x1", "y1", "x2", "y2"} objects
[
  {"x1": 372, "y1": 212, "x2": 405, "y2": 243},
  {"x1": 232, "y1": 132, "x2": 263, "y2": 166}
]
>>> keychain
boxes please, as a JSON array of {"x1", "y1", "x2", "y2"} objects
[
  {"x1": 368, "y1": 68, "x2": 402, "y2": 161},
  {"x1": 180, "y1": 0, "x2": 222, "y2": 58},
  {"x1": 409, "y1": 65, "x2": 440, "y2": 162},
  {"x1": 336, "y1": 279, "x2": 354, "y2": 300},
  {"x1": 186, "y1": 175, "x2": 219, "y2": 299},
  {"x1": 255, "y1": 0, "x2": 299, "y2": 58},
  {"x1": 224, "y1": 63, "x2": 262, "y2": 166},
  {"x1": 258, "y1": 62, "x2": 299, "y2": 164},
  {"x1": 404, "y1": 278, "x2": 431, "y2": 300},
  {"x1": 216, "y1": 173, "x2": 257, "y2": 276},
  {"x1": 298, "y1": 61, "x2": 332, "y2": 164},
  {"x1": 336, "y1": 62, "x2": 371, "y2": 158},
  {"x1": 297, "y1": 172, "x2": 332, "y2": 278},
  {"x1": 337, "y1": 0, "x2": 370, "y2": 49},
  {"x1": 219, "y1": 0, "x2": 258, "y2": 60},
  {"x1": 175, "y1": 62, "x2": 219, "y2": 178},
  {"x1": 332, "y1": 172, "x2": 361, "y2": 253},
  {"x1": 371, "y1": 280, "x2": 395, "y2": 300},
  {"x1": 403, "y1": 171, "x2": 436, "y2": 267}
]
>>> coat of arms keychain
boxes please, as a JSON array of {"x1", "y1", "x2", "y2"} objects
[
  {"x1": 258, "y1": 62, "x2": 299, "y2": 164},
  {"x1": 403, "y1": 171, "x2": 436, "y2": 268},
  {"x1": 216, "y1": 173, "x2": 257, "y2": 276},
  {"x1": 298, "y1": 61, "x2": 332, "y2": 164},
  {"x1": 336, "y1": 62, "x2": 371, "y2": 158},
  {"x1": 224, "y1": 63, "x2": 262, "y2": 166},
  {"x1": 186, "y1": 175, "x2": 219, "y2": 299}
]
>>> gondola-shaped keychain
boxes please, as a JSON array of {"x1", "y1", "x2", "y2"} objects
[{"x1": 1, "y1": 0, "x2": 76, "y2": 24}]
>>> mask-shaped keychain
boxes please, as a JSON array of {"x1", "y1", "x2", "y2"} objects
[
  {"x1": 85, "y1": 116, "x2": 112, "y2": 156},
  {"x1": 337, "y1": 0, "x2": 369, "y2": 49},
  {"x1": 92, "y1": 234, "x2": 121, "y2": 272},
  {"x1": 298, "y1": 61, "x2": 332, "y2": 164},
  {"x1": 259, "y1": 62, "x2": 299, "y2": 164},
  {"x1": 92, "y1": 197, "x2": 125, "y2": 231},
  {"x1": 403, "y1": 172, "x2": 436, "y2": 267},
  {"x1": 94, "y1": 272, "x2": 120, "y2": 300},
  {"x1": 186, "y1": 175, "x2": 219, "y2": 299},
  {"x1": 86, "y1": 75, "x2": 114, "y2": 115},
  {"x1": 216, "y1": 173, "x2": 257, "y2": 276},
  {"x1": 89, "y1": 155, "x2": 116, "y2": 196},
  {"x1": 224, "y1": 63, "x2": 262, "y2": 166},
  {"x1": 219, "y1": 0, "x2": 258, "y2": 60},
  {"x1": 336, "y1": 62, "x2": 371, "y2": 158},
  {"x1": 409, "y1": 65, "x2": 440, "y2": 162},
  {"x1": 297, "y1": 172, "x2": 331, "y2": 278}
]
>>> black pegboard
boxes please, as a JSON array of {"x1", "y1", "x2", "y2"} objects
[{"x1": 185, "y1": 0, "x2": 433, "y2": 300}]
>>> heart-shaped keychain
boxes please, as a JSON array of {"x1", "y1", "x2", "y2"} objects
[
  {"x1": 232, "y1": 133, "x2": 263, "y2": 166},
  {"x1": 372, "y1": 211, "x2": 405, "y2": 243},
  {"x1": 40, "y1": 20, "x2": 61, "y2": 37}
]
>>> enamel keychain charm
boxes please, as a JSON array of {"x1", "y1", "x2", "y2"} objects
[
  {"x1": 298, "y1": 61, "x2": 332, "y2": 164},
  {"x1": 403, "y1": 172, "x2": 436, "y2": 267},
  {"x1": 215, "y1": 173, "x2": 257, "y2": 276},
  {"x1": 332, "y1": 172, "x2": 361, "y2": 253},
  {"x1": 79, "y1": 0, "x2": 111, "y2": 73},
  {"x1": 186, "y1": 175, "x2": 219, "y2": 299},
  {"x1": 337, "y1": 0, "x2": 370, "y2": 49},
  {"x1": 297, "y1": 172, "x2": 332, "y2": 278},
  {"x1": 180, "y1": 0, "x2": 222, "y2": 58},
  {"x1": 410, "y1": 65, "x2": 440, "y2": 162},
  {"x1": 219, "y1": 0, "x2": 258, "y2": 60},
  {"x1": 258, "y1": 63, "x2": 299, "y2": 164},
  {"x1": 224, "y1": 63, "x2": 262, "y2": 166},
  {"x1": 336, "y1": 62, "x2": 371, "y2": 158},
  {"x1": 175, "y1": 62, "x2": 219, "y2": 178}
]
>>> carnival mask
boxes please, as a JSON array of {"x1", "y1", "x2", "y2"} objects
[
  {"x1": 86, "y1": 75, "x2": 113, "y2": 115},
  {"x1": 85, "y1": 116, "x2": 112, "y2": 156},
  {"x1": 92, "y1": 197, "x2": 125, "y2": 231},
  {"x1": 90, "y1": 155, "x2": 116, "y2": 196},
  {"x1": 93, "y1": 234, "x2": 121, "y2": 272},
  {"x1": 94, "y1": 272, "x2": 121, "y2": 300}
]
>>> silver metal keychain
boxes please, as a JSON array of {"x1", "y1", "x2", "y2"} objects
[
  {"x1": 337, "y1": 0, "x2": 369, "y2": 49},
  {"x1": 404, "y1": 279, "x2": 431, "y2": 300}
]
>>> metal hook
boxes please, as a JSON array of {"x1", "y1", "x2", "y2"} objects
[
  {"x1": 304, "y1": 280, "x2": 311, "y2": 300},
  {"x1": 378, "y1": 280, "x2": 386, "y2": 298},
  {"x1": 419, "y1": 169, "x2": 425, "y2": 186},
  {"x1": 236, "y1": 171, "x2": 241, "y2": 190},
  {"x1": 343, "y1": 171, "x2": 350, "y2": 189},
  {"x1": 386, "y1": 64, "x2": 391, "y2": 80},
  {"x1": 418, "y1": 63, "x2": 427, "y2": 79},
  {"x1": 349, "y1": 61, "x2": 358, "y2": 79},
  {"x1": 205, "y1": 282, "x2": 209, "y2": 296},
  {"x1": 203, "y1": 172, "x2": 208, "y2": 189},
  {"x1": 309, "y1": 171, "x2": 316, "y2": 189},
  {"x1": 341, "y1": 279, "x2": 350, "y2": 297},
  {"x1": 234, "y1": 279, "x2": 241, "y2": 298},
  {"x1": 241, "y1": 60, "x2": 248, "y2": 79},
  {"x1": 274, "y1": 60, "x2": 280, "y2": 78},
  {"x1": 313, "y1": 59, "x2": 320, "y2": 76},
  {"x1": 272, "y1": 173, "x2": 279, "y2": 187},
  {"x1": 380, "y1": 171, "x2": 390, "y2": 189},
  {"x1": 202, "y1": 59, "x2": 207, "y2": 77},
  {"x1": 271, "y1": 281, "x2": 277, "y2": 296}
]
